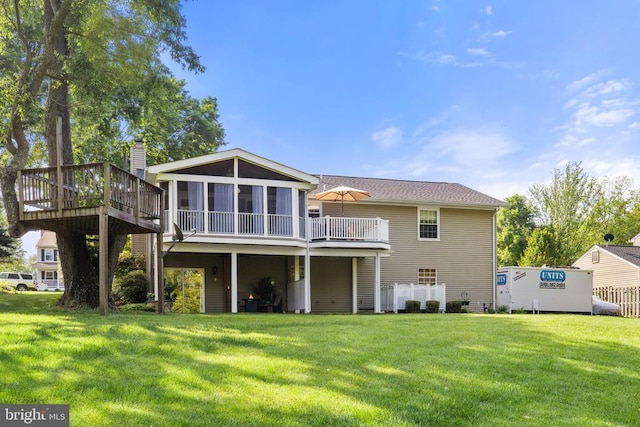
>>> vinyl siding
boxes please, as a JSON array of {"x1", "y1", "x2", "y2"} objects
[
  {"x1": 322, "y1": 202, "x2": 496, "y2": 310},
  {"x1": 165, "y1": 253, "x2": 228, "y2": 312},
  {"x1": 574, "y1": 248, "x2": 640, "y2": 288},
  {"x1": 310, "y1": 257, "x2": 352, "y2": 313}
]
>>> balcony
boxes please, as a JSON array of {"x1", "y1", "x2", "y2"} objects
[
  {"x1": 165, "y1": 210, "x2": 305, "y2": 240},
  {"x1": 18, "y1": 162, "x2": 163, "y2": 235},
  {"x1": 164, "y1": 210, "x2": 389, "y2": 249},
  {"x1": 309, "y1": 216, "x2": 390, "y2": 249}
]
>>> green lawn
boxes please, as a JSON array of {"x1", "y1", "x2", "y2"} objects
[{"x1": 1, "y1": 292, "x2": 639, "y2": 426}]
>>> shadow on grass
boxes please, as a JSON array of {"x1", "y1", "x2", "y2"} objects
[{"x1": 1, "y1": 293, "x2": 639, "y2": 426}]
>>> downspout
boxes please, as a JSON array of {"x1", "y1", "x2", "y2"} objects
[
  {"x1": 305, "y1": 191, "x2": 311, "y2": 313},
  {"x1": 492, "y1": 208, "x2": 498, "y2": 310}
]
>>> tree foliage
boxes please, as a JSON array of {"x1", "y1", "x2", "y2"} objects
[
  {"x1": 519, "y1": 227, "x2": 562, "y2": 267},
  {"x1": 496, "y1": 194, "x2": 535, "y2": 266},
  {"x1": 499, "y1": 162, "x2": 640, "y2": 267},
  {"x1": 0, "y1": 0, "x2": 225, "y2": 308}
]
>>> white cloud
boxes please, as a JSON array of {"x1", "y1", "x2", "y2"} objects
[
  {"x1": 566, "y1": 73, "x2": 600, "y2": 93},
  {"x1": 584, "y1": 79, "x2": 632, "y2": 97},
  {"x1": 478, "y1": 30, "x2": 512, "y2": 41},
  {"x1": 432, "y1": 5, "x2": 440, "y2": 12},
  {"x1": 467, "y1": 48, "x2": 490, "y2": 57},
  {"x1": 493, "y1": 30, "x2": 511, "y2": 38},
  {"x1": 372, "y1": 127, "x2": 404, "y2": 149},
  {"x1": 560, "y1": 76, "x2": 639, "y2": 139},
  {"x1": 482, "y1": 6, "x2": 493, "y2": 15},
  {"x1": 437, "y1": 54, "x2": 457, "y2": 64}
]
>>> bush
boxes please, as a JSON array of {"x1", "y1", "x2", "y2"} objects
[
  {"x1": 496, "y1": 305, "x2": 509, "y2": 313},
  {"x1": 426, "y1": 300, "x2": 440, "y2": 313},
  {"x1": 446, "y1": 300, "x2": 463, "y2": 313},
  {"x1": 119, "y1": 303, "x2": 155, "y2": 312},
  {"x1": 113, "y1": 270, "x2": 148, "y2": 303},
  {"x1": 115, "y1": 252, "x2": 146, "y2": 279},
  {"x1": 405, "y1": 300, "x2": 421, "y2": 313}
]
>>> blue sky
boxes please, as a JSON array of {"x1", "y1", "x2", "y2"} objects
[
  {"x1": 172, "y1": 0, "x2": 640, "y2": 200},
  {"x1": 20, "y1": 1, "x2": 640, "y2": 256}
]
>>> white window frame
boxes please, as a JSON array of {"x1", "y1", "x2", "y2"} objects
[
  {"x1": 418, "y1": 268, "x2": 437, "y2": 286},
  {"x1": 42, "y1": 248, "x2": 58, "y2": 262},
  {"x1": 417, "y1": 207, "x2": 440, "y2": 241}
]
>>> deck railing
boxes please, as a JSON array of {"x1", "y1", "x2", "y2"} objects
[
  {"x1": 309, "y1": 216, "x2": 389, "y2": 242},
  {"x1": 19, "y1": 162, "x2": 163, "y2": 221},
  {"x1": 165, "y1": 210, "x2": 389, "y2": 244}
]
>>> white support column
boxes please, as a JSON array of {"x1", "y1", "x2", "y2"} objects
[
  {"x1": 231, "y1": 251, "x2": 238, "y2": 313},
  {"x1": 304, "y1": 252, "x2": 311, "y2": 313},
  {"x1": 374, "y1": 252, "x2": 381, "y2": 313},
  {"x1": 262, "y1": 185, "x2": 268, "y2": 236},
  {"x1": 352, "y1": 258, "x2": 358, "y2": 314},
  {"x1": 292, "y1": 189, "x2": 299, "y2": 239}
]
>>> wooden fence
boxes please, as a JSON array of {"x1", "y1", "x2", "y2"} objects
[{"x1": 593, "y1": 285, "x2": 640, "y2": 318}]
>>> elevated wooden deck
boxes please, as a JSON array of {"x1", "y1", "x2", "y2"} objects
[
  {"x1": 17, "y1": 162, "x2": 165, "y2": 315},
  {"x1": 18, "y1": 162, "x2": 163, "y2": 235}
]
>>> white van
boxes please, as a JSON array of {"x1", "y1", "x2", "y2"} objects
[{"x1": 0, "y1": 272, "x2": 37, "y2": 291}]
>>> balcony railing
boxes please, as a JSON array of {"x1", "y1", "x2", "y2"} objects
[
  {"x1": 19, "y1": 162, "x2": 163, "y2": 221},
  {"x1": 165, "y1": 210, "x2": 389, "y2": 244},
  {"x1": 309, "y1": 216, "x2": 389, "y2": 242}
]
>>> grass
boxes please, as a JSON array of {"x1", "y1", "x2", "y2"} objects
[{"x1": 1, "y1": 292, "x2": 639, "y2": 426}]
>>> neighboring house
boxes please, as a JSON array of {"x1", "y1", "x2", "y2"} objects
[
  {"x1": 573, "y1": 244, "x2": 640, "y2": 289},
  {"x1": 32, "y1": 230, "x2": 64, "y2": 291},
  {"x1": 145, "y1": 148, "x2": 504, "y2": 314}
]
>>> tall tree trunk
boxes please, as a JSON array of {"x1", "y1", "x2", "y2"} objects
[{"x1": 43, "y1": 0, "x2": 126, "y2": 309}]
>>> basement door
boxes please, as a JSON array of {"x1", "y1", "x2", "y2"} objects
[{"x1": 164, "y1": 268, "x2": 205, "y2": 313}]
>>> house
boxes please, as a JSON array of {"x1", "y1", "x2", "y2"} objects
[
  {"x1": 573, "y1": 243, "x2": 640, "y2": 289},
  {"x1": 32, "y1": 230, "x2": 64, "y2": 291},
  {"x1": 573, "y1": 243, "x2": 640, "y2": 317},
  {"x1": 144, "y1": 148, "x2": 504, "y2": 313}
]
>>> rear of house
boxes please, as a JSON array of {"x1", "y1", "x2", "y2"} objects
[
  {"x1": 310, "y1": 176, "x2": 501, "y2": 312},
  {"x1": 142, "y1": 148, "x2": 504, "y2": 314}
]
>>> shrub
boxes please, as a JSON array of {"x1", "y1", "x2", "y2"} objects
[
  {"x1": 113, "y1": 270, "x2": 148, "y2": 303},
  {"x1": 119, "y1": 303, "x2": 155, "y2": 312},
  {"x1": 115, "y1": 252, "x2": 146, "y2": 279},
  {"x1": 446, "y1": 300, "x2": 463, "y2": 313},
  {"x1": 405, "y1": 300, "x2": 421, "y2": 313},
  {"x1": 496, "y1": 305, "x2": 509, "y2": 313},
  {"x1": 426, "y1": 300, "x2": 440, "y2": 313}
]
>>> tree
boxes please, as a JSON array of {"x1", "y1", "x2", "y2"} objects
[
  {"x1": 0, "y1": 227, "x2": 19, "y2": 260},
  {"x1": 588, "y1": 176, "x2": 640, "y2": 246},
  {"x1": 520, "y1": 227, "x2": 562, "y2": 267},
  {"x1": 496, "y1": 194, "x2": 535, "y2": 266},
  {"x1": 1, "y1": 1, "x2": 224, "y2": 308},
  {"x1": 526, "y1": 161, "x2": 640, "y2": 266},
  {"x1": 528, "y1": 162, "x2": 599, "y2": 265}
]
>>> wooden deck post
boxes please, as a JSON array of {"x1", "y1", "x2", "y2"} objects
[
  {"x1": 99, "y1": 164, "x2": 111, "y2": 316},
  {"x1": 99, "y1": 211, "x2": 109, "y2": 316},
  {"x1": 156, "y1": 230, "x2": 164, "y2": 313}
]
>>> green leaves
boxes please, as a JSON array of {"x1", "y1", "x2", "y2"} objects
[{"x1": 498, "y1": 162, "x2": 640, "y2": 267}]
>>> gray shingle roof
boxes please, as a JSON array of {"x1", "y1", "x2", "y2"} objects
[
  {"x1": 598, "y1": 245, "x2": 640, "y2": 268},
  {"x1": 311, "y1": 175, "x2": 505, "y2": 208}
]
